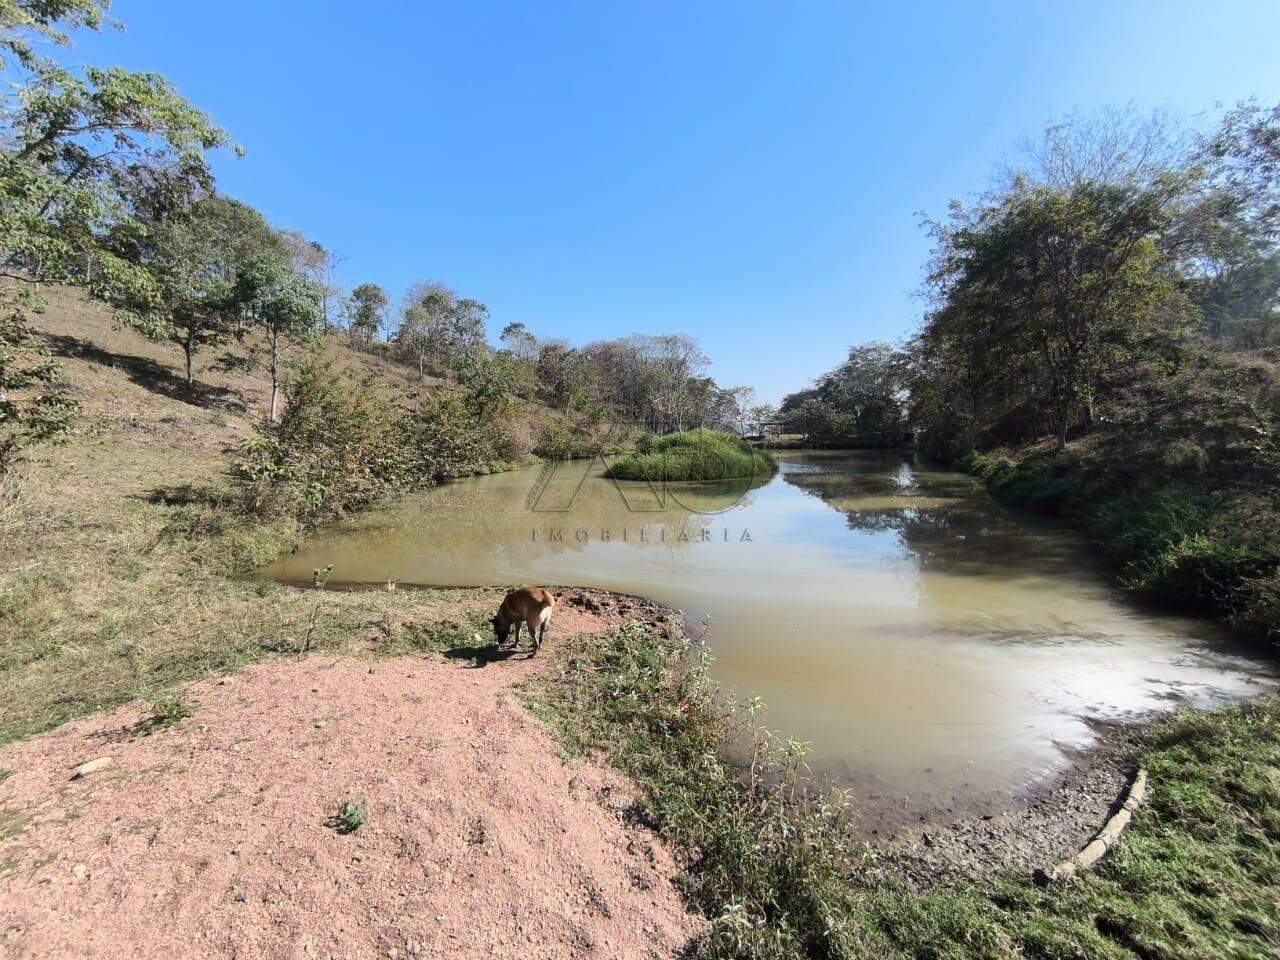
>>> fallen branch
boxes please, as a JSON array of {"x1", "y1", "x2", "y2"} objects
[{"x1": 1037, "y1": 768, "x2": 1148, "y2": 883}]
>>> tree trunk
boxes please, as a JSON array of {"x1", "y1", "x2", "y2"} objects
[
  {"x1": 1054, "y1": 397, "x2": 1068, "y2": 451},
  {"x1": 183, "y1": 336, "x2": 195, "y2": 387},
  {"x1": 268, "y1": 330, "x2": 280, "y2": 424}
]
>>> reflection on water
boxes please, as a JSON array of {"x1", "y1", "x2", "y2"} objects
[{"x1": 260, "y1": 451, "x2": 1275, "y2": 830}]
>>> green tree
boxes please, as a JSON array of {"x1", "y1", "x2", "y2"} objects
[
  {"x1": 536, "y1": 340, "x2": 594, "y2": 410},
  {"x1": 0, "y1": 1, "x2": 110, "y2": 70},
  {"x1": 346, "y1": 283, "x2": 387, "y2": 345},
  {"x1": 746, "y1": 402, "x2": 778, "y2": 436},
  {"x1": 499, "y1": 321, "x2": 537, "y2": 359},
  {"x1": 456, "y1": 349, "x2": 515, "y2": 417},
  {"x1": 235, "y1": 253, "x2": 323, "y2": 422},
  {"x1": 1206, "y1": 100, "x2": 1280, "y2": 240},
  {"x1": 0, "y1": 287, "x2": 76, "y2": 470},
  {"x1": 924, "y1": 180, "x2": 1183, "y2": 448},
  {"x1": 122, "y1": 195, "x2": 279, "y2": 385},
  {"x1": 395, "y1": 282, "x2": 488, "y2": 378},
  {"x1": 0, "y1": 0, "x2": 227, "y2": 466},
  {"x1": 281, "y1": 230, "x2": 342, "y2": 330}
]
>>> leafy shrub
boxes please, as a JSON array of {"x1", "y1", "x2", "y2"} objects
[
  {"x1": 144, "y1": 691, "x2": 195, "y2": 726},
  {"x1": 234, "y1": 358, "x2": 409, "y2": 525},
  {"x1": 534, "y1": 417, "x2": 604, "y2": 460},
  {"x1": 604, "y1": 428, "x2": 777, "y2": 482},
  {"x1": 397, "y1": 392, "x2": 512, "y2": 482},
  {"x1": 234, "y1": 357, "x2": 515, "y2": 526}
]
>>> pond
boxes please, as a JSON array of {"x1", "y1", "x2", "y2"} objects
[{"x1": 259, "y1": 451, "x2": 1275, "y2": 830}]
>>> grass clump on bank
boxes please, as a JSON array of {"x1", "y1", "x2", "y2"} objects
[
  {"x1": 603, "y1": 428, "x2": 777, "y2": 482},
  {"x1": 528, "y1": 618, "x2": 1280, "y2": 959},
  {"x1": 526, "y1": 619, "x2": 879, "y2": 958}
]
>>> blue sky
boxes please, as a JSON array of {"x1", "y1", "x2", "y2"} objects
[{"x1": 62, "y1": 1, "x2": 1280, "y2": 403}]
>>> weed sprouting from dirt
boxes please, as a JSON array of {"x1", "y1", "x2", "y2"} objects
[
  {"x1": 326, "y1": 800, "x2": 367, "y2": 835},
  {"x1": 144, "y1": 691, "x2": 195, "y2": 727},
  {"x1": 0, "y1": 807, "x2": 26, "y2": 841}
]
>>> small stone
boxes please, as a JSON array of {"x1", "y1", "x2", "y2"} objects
[
  {"x1": 233, "y1": 890, "x2": 246, "y2": 903},
  {"x1": 71, "y1": 758, "x2": 114, "y2": 780},
  {"x1": 72, "y1": 863, "x2": 89, "y2": 880}
]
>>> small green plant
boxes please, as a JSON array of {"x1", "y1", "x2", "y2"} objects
[
  {"x1": 298, "y1": 563, "x2": 335, "y2": 654},
  {"x1": 145, "y1": 691, "x2": 195, "y2": 727},
  {"x1": 326, "y1": 799, "x2": 367, "y2": 835}
]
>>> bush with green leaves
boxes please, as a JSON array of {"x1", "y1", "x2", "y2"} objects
[
  {"x1": 398, "y1": 391, "x2": 515, "y2": 481},
  {"x1": 234, "y1": 357, "x2": 518, "y2": 526},
  {"x1": 234, "y1": 358, "x2": 408, "y2": 525},
  {"x1": 325, "y1": 799, "x2": 367, "y2": 835}
]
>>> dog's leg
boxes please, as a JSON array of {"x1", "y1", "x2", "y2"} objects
[
  {"x1": 526, "y1": 617, "x2": 540, "y2": 656},
  {"x1": 511, "y1": 621, "x2": 521, "y2": 649}
]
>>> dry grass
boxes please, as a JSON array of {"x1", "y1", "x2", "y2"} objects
[{"x1": 0, "y1": 288, "x2": 511, "y2": 745}]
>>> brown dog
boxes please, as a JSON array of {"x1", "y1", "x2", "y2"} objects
[{"x1": 491, "y1": 587, "x2": 555, "y2": 655}]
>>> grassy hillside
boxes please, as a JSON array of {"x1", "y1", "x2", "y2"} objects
[{"x1": 0, "y1": 287, "x2": 516, "y2": 743}]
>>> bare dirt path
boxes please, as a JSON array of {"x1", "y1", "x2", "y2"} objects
[{"x1": 0, "y1": 605, "x2": 700, "y2": 960}]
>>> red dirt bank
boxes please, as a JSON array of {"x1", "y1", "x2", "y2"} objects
[{"x1": 0, "y1": 609, "x2": 700, "y2": 960}]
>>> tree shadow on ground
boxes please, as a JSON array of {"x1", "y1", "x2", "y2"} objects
[
  {"x1": 43, "y1": 332, "x2": 250, "y2": 413},
  {"x1": 135, "y1": 483, "x2": 229, "y2": 509},
  {"x1": 442, "y1": 642, "x2": 534, "y2": 668}
]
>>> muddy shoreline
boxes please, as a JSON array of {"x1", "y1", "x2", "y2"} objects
[{"x1": 876, "y1": 721, "x2": 1137, "y2": 889}]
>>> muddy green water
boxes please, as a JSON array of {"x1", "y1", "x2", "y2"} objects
[{"x1": 260, "y1": 452, "x2": 1275, "y2": 829}]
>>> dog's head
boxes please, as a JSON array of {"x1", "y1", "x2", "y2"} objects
[{"x1": 491, "y1": 614, "x2": 510, "y2": 642}]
